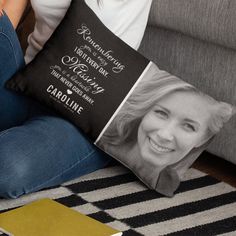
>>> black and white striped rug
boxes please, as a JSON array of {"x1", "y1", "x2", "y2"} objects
[{"x1": 0, "y1": 164, "x2": 236, "y2": 236}]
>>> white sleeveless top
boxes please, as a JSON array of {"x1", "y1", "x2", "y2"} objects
[{"x1": 25, "y1": 0, "x2": 153, "y2": 63}]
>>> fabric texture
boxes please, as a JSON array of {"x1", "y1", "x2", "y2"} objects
[
  {"x1": 0, "y1": 164, "x2": 236, "y2": 235},
  {"x1": 25, "y1": 0, "x2": 153, "y2": 63},
  {"x1": 0, "y1": 12, "x2": 30, "y2": 130},
  {"x1": 149, "y1": 0, "x2": 236, "y2": 50},
  {"x1": 0, "y1": 113, "x2": 111, "y2": 199}
]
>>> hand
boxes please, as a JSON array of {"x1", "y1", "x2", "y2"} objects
[{"x1": 0, "y1": 0, "x2": 6, "y2": 16}]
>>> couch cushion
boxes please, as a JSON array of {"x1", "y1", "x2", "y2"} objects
[{"x1": 149, "y1": 0, "x2": 236, "y2": 50}]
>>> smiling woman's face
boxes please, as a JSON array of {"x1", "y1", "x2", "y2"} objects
[{"x1": 137, "y1": 90, "x2": 212, "y2": 167}]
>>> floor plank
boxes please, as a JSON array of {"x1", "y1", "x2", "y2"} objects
[{"x1": 193, "y1": 151, "x2": 236, "y2": 188}]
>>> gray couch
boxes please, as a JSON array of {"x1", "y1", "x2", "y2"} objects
[{"x1": 139, "y1": 0, "x2": 236, "y2": 164}]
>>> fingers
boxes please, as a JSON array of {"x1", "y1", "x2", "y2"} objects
[
  {"x1": 0, "y1": 0, "x2": 5, "y2": 15},
  {"x1": 0, "y1": 1, "x2": 4, "y2": 16}
]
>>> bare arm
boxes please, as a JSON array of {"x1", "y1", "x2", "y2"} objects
[
  {"x1": 1, "y1": 0, "x2": 28, "y2": 29},
  {"x1": 0, "y1": 0, "x2": 5, "y2": 16}
]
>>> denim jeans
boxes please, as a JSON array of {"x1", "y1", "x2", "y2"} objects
[{"x1": 0, "y1": 13, "x2": 111, "y2": 199}]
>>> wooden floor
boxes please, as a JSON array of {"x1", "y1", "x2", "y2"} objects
[{"x1": 193, "y1": 151, "x2": 236, "y2": 188}]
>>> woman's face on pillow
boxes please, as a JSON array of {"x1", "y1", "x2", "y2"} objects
[{"x1": 136, "y1": 90, "x2": 212, "y2": 167}]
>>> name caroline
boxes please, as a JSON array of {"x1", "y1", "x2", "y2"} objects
[
  {"x1": 46, "y1": 85, "x2": 84, "y2": 115},
  {"x1": 77, "y1": 24, "x2": 125, "y2": 73}
]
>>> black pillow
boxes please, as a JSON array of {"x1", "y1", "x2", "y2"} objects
[{"x1": 6, "y1": 0, "x2": 234, "y2": 197}]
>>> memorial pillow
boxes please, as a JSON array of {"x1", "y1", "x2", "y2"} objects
[{"x1": 6, "y1": 0, "x2": 235, "y2": 197}]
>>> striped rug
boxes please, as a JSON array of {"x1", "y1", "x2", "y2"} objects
[{"x1": 0, "y1": 164, "x2": 236, "y2": 236}]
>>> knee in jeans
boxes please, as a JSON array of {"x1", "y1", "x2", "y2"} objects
[{"x1": 0, "y1": 152, "x2": 31, "y2": 199}]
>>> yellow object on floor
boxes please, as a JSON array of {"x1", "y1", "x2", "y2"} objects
[{"x1": 0, "y1": 198, "x2": 122, "y2": 236}]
